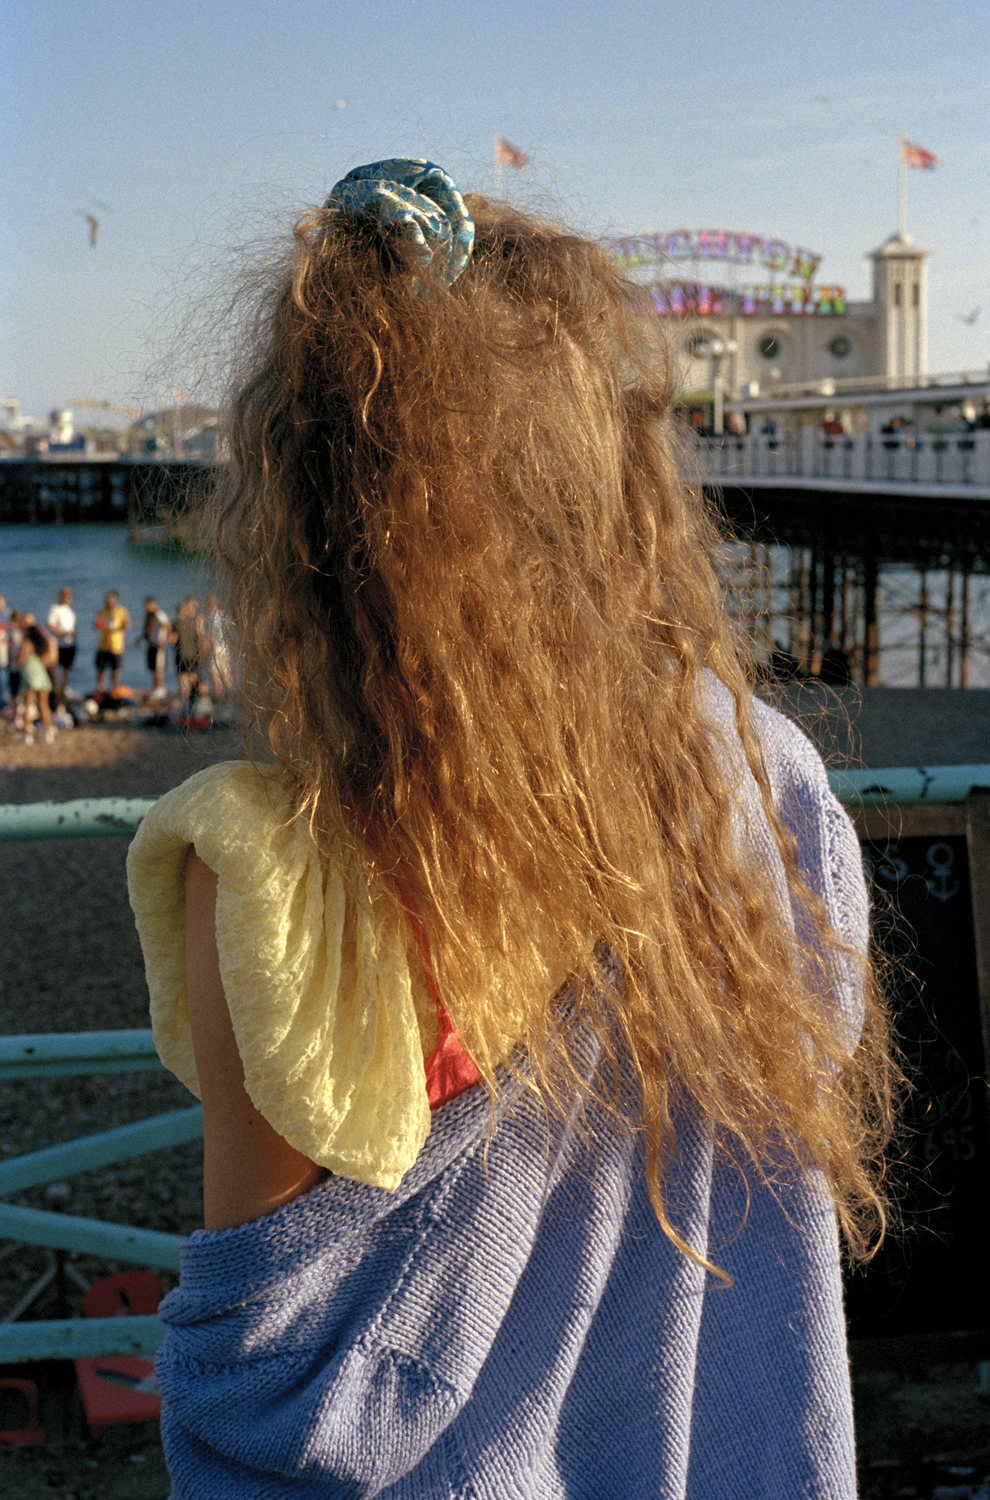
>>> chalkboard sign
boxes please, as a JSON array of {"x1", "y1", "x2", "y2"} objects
[{"x1": 845, "y1": 799, "x2": 990, "y2": 1345}]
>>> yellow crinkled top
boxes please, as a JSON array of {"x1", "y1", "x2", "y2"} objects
[{"x1": 126, "y1": 761, "x2": 440, "y2": 1191}]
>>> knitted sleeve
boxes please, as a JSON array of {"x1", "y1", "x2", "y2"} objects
[
  {"x1": 752, "y1": 698, "x2": 870, "y2": 1042},
  {"x1": 126, "y1": 762, "x2": 437, "y2": 1190}
]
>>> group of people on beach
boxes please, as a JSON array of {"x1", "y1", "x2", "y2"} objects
[
  {"x1": 0, "y1": 585, "x2": 231, "y2": 745},
  {"x1": 121, "y1": 592, "x2": 232, "y2": 707}
]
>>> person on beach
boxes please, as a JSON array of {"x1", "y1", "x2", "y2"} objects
[
  {"x1": 16, "y1": 624, "x2": 56, "y2": 744},
  {"x1": 173, "y1": 596, "x2": 205, "y2": 708},
  {"x1": 46, "y1": 586, "x2": 77, "y2": 700},
  {"x1": 0, "y1": 595, "x2": 9, "y2": 707},
  {"x1": 200, "y1": 593, "x2": 231, "y2": 700},
  {"x1": 6, "y1": 609, "x2": 25, "y2": 709},
  {"x1": 127, "y1": 160, "x2": 893, "y2": 1498},
  {"x1": 94, "y1": 591, "x2": 131, "y2": 694},
  {"x1": 138, "y1": 596, "x2": 172, "y2": 698}
]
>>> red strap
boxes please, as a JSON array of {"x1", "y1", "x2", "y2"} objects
[
  {"x1": 351, "y1": 796, "x2": 481, "y2": 1108},
  {"x1": 396, "y1": 881, "x2": 482, "y2": 1109}
]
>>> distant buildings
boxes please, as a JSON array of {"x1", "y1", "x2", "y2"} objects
[
  {"x1": 0, "y1": 399, "x2": 219, "y2": 460},
  {"x1": 1, "y1": 398, "x2": 44, "y2": 448},
  {"x1": 128, "y1": 407, "x2": 219, "y2": 462}
]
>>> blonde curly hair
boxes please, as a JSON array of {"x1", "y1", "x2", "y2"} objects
[{"x1": 207, "y1": 192, "x2": 893, "y2": 1262}]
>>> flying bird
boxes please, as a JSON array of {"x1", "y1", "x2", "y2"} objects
[
  {"x1": 75, "y1": 206, "x2": 109, "y2": 247},
  {"x1": 958, "y1": 308, "x2": 981, "y2": 325}
]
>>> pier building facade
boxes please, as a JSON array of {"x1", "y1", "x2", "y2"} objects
[{"x1": 610, "y1": 225, "x2": 930, "y2": 401}]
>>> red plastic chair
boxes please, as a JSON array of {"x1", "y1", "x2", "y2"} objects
[
  {"x1": 74, "y1": 1271, "x2": 163, "y2": 1438},
  {"x1": 0, "y1": 1378, "x2": 45, "y2": 1446}
]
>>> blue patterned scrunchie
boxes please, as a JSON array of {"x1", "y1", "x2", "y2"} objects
[{"x1": 324, "y1": 158, "x2": 474, "y2": 286}]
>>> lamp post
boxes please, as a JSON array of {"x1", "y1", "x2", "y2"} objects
[{"x1": 694, "y1": 337, "x2": 737, "y2": 435}]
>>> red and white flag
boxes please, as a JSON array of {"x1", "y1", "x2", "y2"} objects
[
  {"x1": 902, "y1": 138, "x2": 939, "y2": 170},
  {"x1": 495, "y1": 134, "x2": 530, "y2": 170}
]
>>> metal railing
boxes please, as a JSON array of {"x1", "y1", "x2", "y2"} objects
[
  {"x1": 0, "y1": 1040, "x2": 200, "y2": 1359},
  {"x1": 696, "y1": 429, "x2": 990, "y2": 494},
  {"x1": 2, "y1": 769, "x2": 989, "y2": 1361},
  {"x1": 829, "y1": 765, "x2": 990, "y2": 807},
  {"x1": 0, "y1": 797, "x2": 196, "y2": 1362}
]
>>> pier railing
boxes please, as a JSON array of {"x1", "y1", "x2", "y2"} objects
[
  {"x1": 2, "y1": 771, "x2": 989, "y2": 1361},
  {"x1": 696, "y1": 428, "x2": 990, "y2": 494}
]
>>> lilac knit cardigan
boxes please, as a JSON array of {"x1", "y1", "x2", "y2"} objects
[{"x1": 154, "y1": 702, "x2": 867, "y2": 1498}]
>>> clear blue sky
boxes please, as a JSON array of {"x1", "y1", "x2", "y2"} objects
[{"x1": 2, "y1": 0, "x2": 987, "y2": 421}]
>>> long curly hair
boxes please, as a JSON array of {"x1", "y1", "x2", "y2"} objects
[{"x1": 208, "y1": 192, "x2": 893, "y2": 1261}]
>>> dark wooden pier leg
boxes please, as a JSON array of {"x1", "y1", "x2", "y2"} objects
[{"x1": 864, "y1": 555, "x2": 879, "y2": 687}]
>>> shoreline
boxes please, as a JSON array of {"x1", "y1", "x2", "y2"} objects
[{"x1": 2, "y1": 682, "x2": 988, "y2": 793}]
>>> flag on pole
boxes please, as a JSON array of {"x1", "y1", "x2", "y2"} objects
[
  {"x1": 901, "y1": 138, "x2": 939, "y2": 170},
  {"x1": 495, "y1": 135, "x2": 530, "y2": 170}
]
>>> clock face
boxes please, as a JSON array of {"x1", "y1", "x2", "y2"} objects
[
  {"x1": 758, "y1": 333, "x2": 780, "y2": 359},
  {"x1": 829, "y1": 335, "x2": 852, "y2": 358}
]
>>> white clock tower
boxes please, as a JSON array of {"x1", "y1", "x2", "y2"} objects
[{"x1": 870, "y1": 230, "x2": 928, "y2": 379}]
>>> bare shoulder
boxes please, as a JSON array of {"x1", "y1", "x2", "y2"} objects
[{"x1": 184, "y1": 847, "x2": 323, "y2": 1231}]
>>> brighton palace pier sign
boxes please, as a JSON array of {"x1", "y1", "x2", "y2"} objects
[{"x1": 610, "y1": 230, "x2": 846, "y2": 319}]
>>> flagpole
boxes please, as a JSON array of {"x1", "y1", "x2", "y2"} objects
[
  {"x1": 494, "y1": 135, "x2": 502, "y2": 198},
  {"x1": 897, "y1": 139, "x2": 906, "y2": 235}
]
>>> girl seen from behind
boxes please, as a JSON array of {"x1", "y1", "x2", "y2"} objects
[
  {"x1": 17, "y1": 623, "x2": 56, "y2": 745},
  {"x1": 128, "y1": 160, "x2": 893, "y2": 1499}
]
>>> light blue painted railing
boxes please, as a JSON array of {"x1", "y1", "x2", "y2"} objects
[
  {"x1": 0, "y1": 797, "x2": 157, "y2": 841},
  {"x1": 0, "y1": 797, "x2": 196, "y2": 1361},
  {"x1": 0, "y1": 1036, "x2": 200, "y2": 1357},
  {"x1": 2, "y1": 768, "x2": 988, "y2": 1361},
  {"x1": 828, "y1": 764, "x2": 990, "y2": 807}
]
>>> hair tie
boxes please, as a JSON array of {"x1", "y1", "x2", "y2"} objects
[{"x1": 325, "y1": 158, "x2": 474, "y2": 286}]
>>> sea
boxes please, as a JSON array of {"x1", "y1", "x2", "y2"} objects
[
  {"x1": 3, "y1": 522, "x2": 987, "y2": 691},
  {"x1": 0, "y1": 524, "x2": 213, "y2": 697}
]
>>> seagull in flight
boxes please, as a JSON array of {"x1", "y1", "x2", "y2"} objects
[
  {"x1": 75, "y1": 202, "x2": 111, "y2": 247},
  {"x1": 958, "y1": 308, "x2": 981, "y2": 324}
]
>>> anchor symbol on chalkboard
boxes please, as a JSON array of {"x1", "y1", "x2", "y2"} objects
[
  {"x1": 926, "y1": 842, "x2": 960, "y2": 903},
  {"x1": 869, "y1": 843, "x2": 908, "y2": 886}
]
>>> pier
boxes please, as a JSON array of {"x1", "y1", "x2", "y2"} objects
[
  {"x1": 0, "y1": 459, "x2": 210, "y2": 527},
  {"x1": 695, "y1": 394, "x2": 990, "y2": 687}
]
